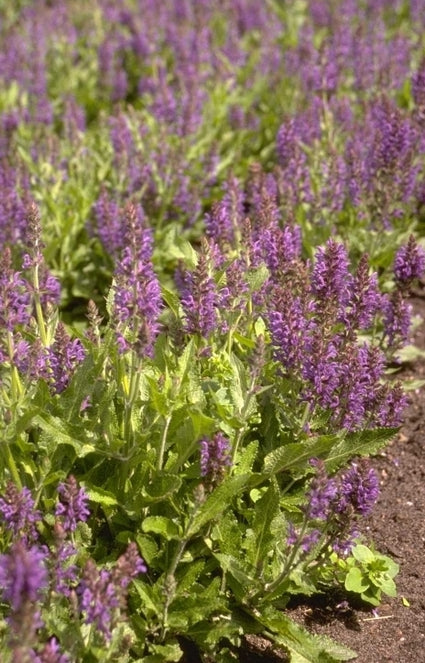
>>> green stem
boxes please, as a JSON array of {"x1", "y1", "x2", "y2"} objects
[
  {"x1": 262, "y1": 518, "x2": 309, "y2": 596},
  {"x1": 231, "y1": 372, "x2": 257, "y2": 465},
  {"x1": 160, "y1": 501, "x2": 200, "y2": 640},
  {"x1": 157, "y1": 414, "x2": 172, "y2": 471},
  {"x1": 33, "y1": 262, "x2": 48, "y2": 347}
]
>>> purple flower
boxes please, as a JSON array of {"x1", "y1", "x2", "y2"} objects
[
  {"x1": 382, "y1": 291, "x2": 412, "y2": 350},
  {"x1": 112, "y1": 542, "x2": 147, "y2": 592},
  {"x1": 338, "y1": 462, "x2": 380, "y2": 517},
  {"x1": 0, "y1": 540, "x2": 48, "y2": 613},
  {"x1": 311, "y1": 240, "x2": 352, "y2": 313},
  {"x1": 180, "y1": 243, "x2": 219, "y2": 338},
  {"x1": 79, "y1": 561, "x2": 119, "y2": 641},
  {"x1": 48, "y1": 323, "x2": 86, "y2": 394},
  {"x1": 394, "y1": 236, "x2": 425, "y2": 286},
  {"x1": 13, "y1": 337, "x2": 50, "y2": 382},
  {"x1": 205, "y1": 177, "x2": 244, "y2": 249},
  {"x1": 112, "y1": 204, "x2": 162, "y2": 357},
  {"x1": 78, "y1": 544, "x2": 146, "y2": 641},
  {"x1": 302, "y1": 334, "x2": 341, "y2": 411},
  {"x1": 200, "y1": 433, "x2": 232, "y2": 484},
  {"x1": 0, "y1": 248, "x2": 31, "y2": 332},
  {"x1": 55, "y1": 476, "x2": 90, "y2": 533},
  {"x1": 305, "y1": 459, "x2": 338, "y2": 520},
  {"x1": 34, "y1": 638, "x2": 70, "y2": 663},
  {"x1": 346, "y1": 255, "x2": 382, "y2": 330},
  {"x1": 268, "y1": 289, "x2": 308, "y2": 370},
  {"x1": 0, "y1": 482, "x2": 41, "y2": 542},
  {"x1": 51, "y1": 539, "x2": 78, "y2": 597},
  {"x1": 92, "y1": 188, "x2": 123, "y2": 256},
  {"x1": 300, "y1": 528, "x2": 321, "y2": 553}
]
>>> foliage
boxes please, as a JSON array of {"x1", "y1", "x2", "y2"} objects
[{"x1": 0, "y1": 1, "x2": 424, "y2": 661}]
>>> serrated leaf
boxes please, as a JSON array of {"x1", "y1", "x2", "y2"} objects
[
  {"x1": 136, "y1": 534, "x2": 158, "y2": 566},
  {"x1": 234, "y1": 440, "x2": 259, "y2": 475},
  {"x1": 246, "y1": 263, "x2": 270, "y2": 292},
  {"x1": 34, "y1": 414, "x2": 96, "y2": 457},
  {"x1": 396, "y1": 344, "x2": 425, "y2": 363},
  {"x1": 143, "y1": 641, "x2": 182, "y2": 662},
  {"x1": 133, "y1": 579, "x2": 160, "y2": 615},
  {"x1": 188, "y1": 474, "x2": 250, "y2": 535},
  {"x1": 313, "y1": 635, "x2": 358, "y2": 661},
  {"x1": 264, "y1": 435, "x2": 339, "y2": 476},
  {"x1": 176, "y1": 560, "x2": 205, "y2": 594},
  {"x1": 257, "y1": 607, "x2": 357, "y2": 662},
  {"x1": 325, "y1": 428, "x2": 398, "y2": 472}
]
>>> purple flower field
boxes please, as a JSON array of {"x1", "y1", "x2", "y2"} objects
[{"x1": 0, "y1": 2, "x2": 425, "y2": 661}]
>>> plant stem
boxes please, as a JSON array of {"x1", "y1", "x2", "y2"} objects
[{"x1": 157, "y1": 414, "x2": 172, "y2": 471}]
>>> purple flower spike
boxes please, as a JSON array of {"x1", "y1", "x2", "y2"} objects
[
  {"x1": 79, "y1": 561, "x2": 119, "y2": 641},
  {"x1": 383, "y1": 291, "x2": 412, "y2": 350},
  {"x1": 48, "y1": 323, "x2": 86, "y2": 394},
  {"x1": 34, "y1": 637, "x2": 70, "y2": 663},
  {"x1": 56, "y1": 476, "x2": 90, "y2": 532},
  {"x1": 180, "y1": 242, "x2": 219, "y2": 338},
  {"x1": 305, "y1": 459, "x2": 338, "y2": 520},
  {"x1": 311, "y1": 239, "x2": 352, "y2": 312},
  {"x1": 112, "y1": 542, "x2": 147, "y2": 591},
  {"x1": 0, "y1": 248, "x2": 31, "y2": 333},
  {"x1": 200, "y1": 432, "x2": 232, "y2": 485},
  {"x1": 112, "y1": 203, "x2": 162, "y2": 358},
  {"x1": 0, "y1": 482, "x2": 41, "y2": 542},
  {"x1": 394, "y1": 235, "x2": 425, "y2": 286},
  {"x1": 0, "y1": 540, "x2": 48, "y2": 613},
  {"x1": 78, "y1": 544, "x2": 145, "y2": 642},
  {"x1": 338, "y1": 462, "x2": 379, "y2": 517}
]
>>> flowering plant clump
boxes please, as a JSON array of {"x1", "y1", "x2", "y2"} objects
[
  {"x1": 0, "y1": 1, "x2": 425, "y2": 662},
  {"x1": 0, "y1": 481, "x2": 146, "y2": 661}
]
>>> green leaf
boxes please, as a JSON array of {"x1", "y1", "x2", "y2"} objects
[
  {"x1": 85, "y1": 486, "x2": 118, "y2": 507},
  {"x1": 263, "y1": 435, "x2": 339, "y2": 476},
  {"x1": 246, "y1": 263, "x2": 270, "y2": 292},
  {"x1": 133, "y1": 580, "x2": 161, "y2": 615},
  {"x1": 344, "y1": 567, "x2": 370, "y2": 594},
  {"x1": 143, "y1": 474, "x2": 182, "y2": 503},
  {"x1": 257, "y1": 606, "x2": 357, "y2": 662},
  {"x1": 136, "y1": 534, "x2": 159, "y2": 567},
  {"x1": 214, "y1": 553, "x2": 256, "y2": 589},
  {"x1": 188, "y1": 474, "x2": 250, "y2": 536},
  {"x1": 175, "y1": 560, "x2": 206, "y2": 594},
  {"x1": 143, "y1": 641, "x2": 182, "y2": 662},
  {"x1": 251, "y1": 481, "x2": 280, "y2": 567},
  {"x1": 34, "y1": 414, "x2": 96, "y2": 457},
  {"x1": 325, "y1": 428, "x2": 398, "y2": 472},
  {"x1": 351, "y1": 544, "x2": 376, "y2": 565},
  {"x1": 142, "y1": 516, "x2": 182, "y2": 540},
  {"x1": 234, "y1": 440, "x2": 259, "y2": 475},
  {"x1": 378, "y1": 576, "x2": 397, "y2": 597}
]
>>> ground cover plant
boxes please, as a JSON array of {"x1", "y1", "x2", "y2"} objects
[{"x1": 1, "y1": 1, "x2": 425, "y2": 661}]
